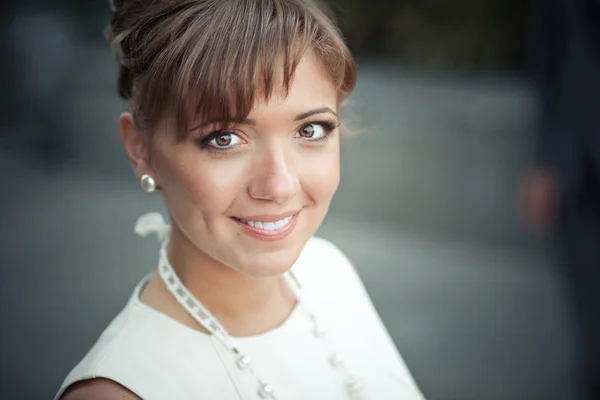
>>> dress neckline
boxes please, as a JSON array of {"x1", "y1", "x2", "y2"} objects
[{"x1": 129, "y1": 273, "x2": 303, "y2": 341}]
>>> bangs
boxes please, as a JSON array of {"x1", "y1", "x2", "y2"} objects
[{"x1": 130, "y1": 0, "x2": 356, "y2": 139}]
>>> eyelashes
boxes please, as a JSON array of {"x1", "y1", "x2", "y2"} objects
[
  {"x1": 294, "y1": 119, "x2": 339, "y2": 144},
  {"x1": 309, "y1": 119, "x2": 340, "y2": 132},
  {"x1": 196, "y1": 119, "x2": 340, "y2": 153},
  {"x1": 197, "y1": 131, "x2": 243, "y2": 151},
  {"x1": 306, "y1": 119, "x2": 340, "y2": 139}
]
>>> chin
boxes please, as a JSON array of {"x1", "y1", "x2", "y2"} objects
[{"x1": 234, "y1": 244, "x2": 306, "y2": 278}]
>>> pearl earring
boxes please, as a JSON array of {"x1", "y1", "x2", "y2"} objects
[{"x1": 140, "y1": 174, "x2": 157, "y2": 193}]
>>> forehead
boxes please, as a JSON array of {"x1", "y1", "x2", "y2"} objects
[
  {"x1": 249, "y1": 54, "x2": 338, "y2": 119},
  {"x1": 166, "y1": 53, "x2": 340, "y2": 138}
]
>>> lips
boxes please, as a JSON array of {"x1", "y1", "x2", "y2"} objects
[
  {"x1": 231, "y1": 209, "x2": 301, "y2": 241},
  {"x1": 233, "y1": 215, "x2": 293, "y2": 231},
  {"x1": 235, "y1": 209, "x2": 301, "y2": 223}
]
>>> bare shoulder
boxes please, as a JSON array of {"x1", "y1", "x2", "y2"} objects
[{"x1": 60, "y1": 378, "x2": 140, "y2": 400}]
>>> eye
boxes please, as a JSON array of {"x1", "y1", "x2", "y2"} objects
[
  {"x1": 295, "y1": 123, "x2": 327, "y2": 140},
  {"x1": 204, "y1": 132, "x2": 243, "y2": 149}
]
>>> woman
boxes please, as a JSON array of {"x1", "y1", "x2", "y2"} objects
[{"x1": 56, "y1": 0, "x2": 424, "y2": 399}]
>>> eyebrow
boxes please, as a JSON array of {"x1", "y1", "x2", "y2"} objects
[
  {"x1": 294, "y1": 106, "x2": 339, "y2": 121},
  {"x1": 240, "y1": 106, "x2": 338, "y2": 124},
  {"x1": 191, "y1": 107, "x2": 338, "y2": 131}
]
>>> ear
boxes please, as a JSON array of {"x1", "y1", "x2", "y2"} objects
[{"x1": 119, "y1": 112, "x2": 154, "y2": 179}]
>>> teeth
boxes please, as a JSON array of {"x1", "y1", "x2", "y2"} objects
[{"x1": 239, "y1": 216, "x2": 293, "y2": 231}]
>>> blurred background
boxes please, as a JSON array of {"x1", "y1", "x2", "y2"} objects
[{"x1": 1, "y1": 0, "x2": 598, "y2": 399}]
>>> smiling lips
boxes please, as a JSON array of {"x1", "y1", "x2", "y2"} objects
[{"x1": 232, "y1": 209, "x2": 300, "y2": 241}]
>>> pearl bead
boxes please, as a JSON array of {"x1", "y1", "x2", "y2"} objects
[
  {"x1": 344, "y1": 376, "x2": 364, "y2": 400},
  {"x1": 236, "y1": 355, "x2": 252, "y2": 370},
  {"x1": 329, "y1": 353, "x2": 344, "y2": 367},
  {"x1": 345, "y1": 376, "x2": 364, "y2": 396},
  {"x1": 140, "y1": 174, "x2": 157, "y2": 193},
  {"x1": 313, "y1": 324, "x2": 326, "y2": 338},
  {"x1": 258, "y1": 383, "x2": 275, "y2": 398}
]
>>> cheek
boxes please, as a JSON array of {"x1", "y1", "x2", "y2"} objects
[
  {"x1": 155, "y1": 149, "x2": 244, "y2": 216},
  {"x1": 301, "y1": 142, "x2": 340, "y2": 202}
]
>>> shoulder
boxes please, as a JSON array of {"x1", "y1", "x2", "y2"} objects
[
  {"x1": 54, "y1": 305, "x2": 145, "y2": 399},
  {"x1": 59, "y1": 378, "x2": 140, "y2": 400},
  {"x1": 297, "y1": 236, "x2": 353, "y2": 269},
  {"x1": 56, "y1": 291, "x2": 231, "y2": 399},
  {"x1": 299, "y1": 239, "x2": 423, "y2": 395}
]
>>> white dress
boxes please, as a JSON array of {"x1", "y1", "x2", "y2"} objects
[{"x1": 55, "y1": 216, "x2": 424, "y2": 400}]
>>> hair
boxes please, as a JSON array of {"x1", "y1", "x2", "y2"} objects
[{"x1": 106, "y1": 0, "x2": 356, "y2": 140}]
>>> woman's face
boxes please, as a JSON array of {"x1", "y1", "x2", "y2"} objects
[{"x1": 150, "y1": 54, "x2": 340, "y2": 277}]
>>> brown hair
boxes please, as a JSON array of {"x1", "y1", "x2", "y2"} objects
[{"x1": 106, "y1": 0, "x2": 356, "y2": 140}]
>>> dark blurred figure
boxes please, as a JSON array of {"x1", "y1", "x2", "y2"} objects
[
  {"x1": 1, "y1": 3, "x2": 76, "y2": 167},
  {"x1": 520, "y1": 0, "x2": 600, "y2": 398}
]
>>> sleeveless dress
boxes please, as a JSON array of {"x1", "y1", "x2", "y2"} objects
[{"x1": 55, "y1": 214, "x2": 424, "y2": 399}]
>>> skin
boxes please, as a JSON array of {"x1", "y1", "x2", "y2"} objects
[
  {"x1": 62, "y1": 51, "x2": 342, "y2": 400},
  {"x1": 132, "y1": 52, "x2": 340, "y2": 334},
  {"x1": 519, "y1": 168, "x2": 558, "y2": 232}
]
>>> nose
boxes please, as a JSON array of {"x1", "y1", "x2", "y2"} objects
[{"x1": 248, "y1": 146, "x2": 299, "y2": 204}]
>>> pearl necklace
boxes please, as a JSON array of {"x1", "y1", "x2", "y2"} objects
[{"x1": 137, "y1": 213, "x2": 366, "y2": 399}]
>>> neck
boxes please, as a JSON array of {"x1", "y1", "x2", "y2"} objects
[{"x1": 165, "y1": 224, "x2": 296, "y2": 336}]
